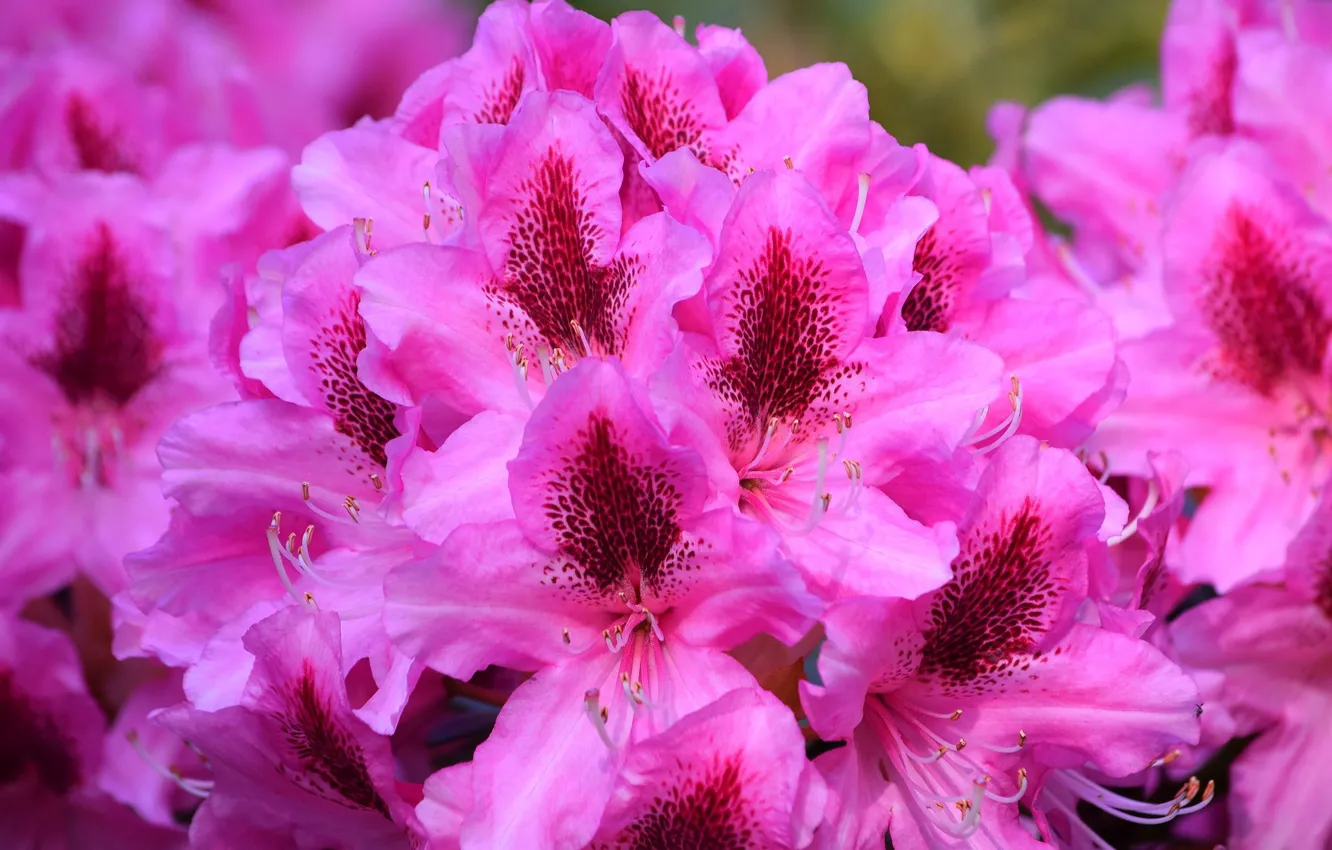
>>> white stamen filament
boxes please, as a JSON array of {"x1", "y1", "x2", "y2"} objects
[
  {"x1": 850, "y1": 172, "x2": 871, "y2": 235},
  {"x1": 80, "y1": 428, "x2": 100, "y2": 490},
  {"x1": 570, "y1": 321, "x2": 591, "y2": 358},
  {"x1": 353, "y1": 217, "x2": 375, "y2": 259},
  {"x1": 1108, "y1": 477, "x2": 1161, "y2": 546},
  {"x1": 125, "y1": 730, "x2": 213, "y2": 799},
  {"x1": 801, "y1": 438, "x2": 832, "y2": 530},
  {"x1": 970, "y1": 377, "x2": 1024, "y2": 455},
  {"x1": 300, "y1": 481, "x2": 361, "y2": 526},
  {"x1": 266, "y1": 513, "x2": 305, "y2": 603},
  {"x1": 1058, "y1": 769, "x2": 1213, "y2": 825},
  {"x1": 583, "y1": 689, "x2": 618, "y2": 749},
  {"x1": 750, "y1": 419, "x2": 779, "y2": 470},
  {"x1": 422, "y1": 182, "x2": 435, "y2": 242},
  {"x1": 537, "y1": 345, "x2": 556, "y2": 387},
  {"x1": 505, "y1": 337, "x2": 534, "y2": 409}
]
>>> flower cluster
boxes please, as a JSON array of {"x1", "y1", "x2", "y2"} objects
[{"x1": 3, "y1": 0, "x2": 1325, "y2": 848}]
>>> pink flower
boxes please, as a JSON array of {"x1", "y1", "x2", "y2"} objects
[
  {"x1": 648, "y1": 166, "x2": 1002, "y2": 600},
  {"x1": 123, "y1": 226, "x2": 425, "y2": 732},
  {"x1": 155, "y1": 605, "x2": 421, "y2": 848},
  {"x1": 1170, "y1": 486, "x2": 1332, "y2": 850},
  {"x1": 1090, "y1": 142, "x2": 1332, "y2": 589},
  {"x1": 801, "y1": 437, "x2": 1200, "y2": 848},
  {"x1": 0, "y1": 174, "x2": 245, "y2": 604},
  {"x1": 0, "y1": 613, "x2": 184, "y2": 850},
  {"x1": 355, "y1": 90, "x2": 709, "y2": 544},
  {"x1": 586, "y1": 687, "x2": 825, "y2": 849},
  {"x1": 384, "y1": 358, "x2": 818, "y2": 848},
  {"x1": 881, "y1": 153, "x2": 1125, "y2": 449}
]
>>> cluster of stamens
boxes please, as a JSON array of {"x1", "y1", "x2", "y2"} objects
[{"x1": 866, "y1": 695, "x2": 1029, "y2": 840}]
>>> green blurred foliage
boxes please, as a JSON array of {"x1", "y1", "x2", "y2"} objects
[{"x1": 563, "y1": 0, "x2": 1169, "y2": 165}]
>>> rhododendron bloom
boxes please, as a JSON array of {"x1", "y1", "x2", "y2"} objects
[
  {"x1": 649, "y1": 166, "x2": 1002, "y2": 601},
  {"x1": 0, "y1": 176, "x2": 237, "y2": 603},
  {"x1": 1089, "y1": 142, "x2": 1332, "y2": 590},
  {"x1": 1171, "y1": 486, "x2": 1332, "y2": 850},
  {"x1": 157, "y1": 605, "x2": 420, "y2": 848},
  {"x1": 386, "y1": 358, "x2": 817, "y2": 848},
  {"x1": 0, "y1": 614, "x2": 183, "y2": 850},
  {"x1": 802, "y1": 438, "x2": 1200, "y2": 848}
]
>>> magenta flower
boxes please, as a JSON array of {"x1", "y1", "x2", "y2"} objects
[
  {"x1": 0, "y1": 614, "x2": 184, "y2": 850},
  {"x1": 384, "y1": 358, "x2": 818, "y2": 847},
  {"x1": 1170, "y1": 485, "x2": 1332, "y2": 849},
  {"x1": 647, "y1": 166, "x2": 1001, "y2": 600},
  {"x1": 801, "y1": 438, "x2": 1200, "y2": 847},
  {"x1": 0, "y1": 174, "x2": 247, "y2": 603},
  {"x1": 156, "y1": 605, "x2": 420, "y2": 848}
]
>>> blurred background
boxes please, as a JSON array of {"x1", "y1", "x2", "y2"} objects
[{"x1": 465, "y1": 0, "x2": 1171, "y2": 166}]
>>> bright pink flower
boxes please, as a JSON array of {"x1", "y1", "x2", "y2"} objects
[
  {"x1": 801, "y1": 437, "x2": 1200, "y2": 848},
  {"x1": 1170, "y1": 486, "x2": 1332, "y2": 849},
  {"x1": 392, "y1": 0, "x2": 610, "y2": 147},
  {"x1": 1090, "y1": 142, "x2": 1332, "y2": 589},
  {"x1": 384, "y1": 358, "x2": 818, "y2": 848},
  {"x1": 356, "y1": 91, "x2": 710, "y2": 544},
  {"x1": 585, "y1": 687, "x2": 824, "y2": 849},
  {"x1": 879, "y1": 154, "x2": 1124, "y2": 448},
  {"x1": 0, "y1": 614, "x2": 185, "y2": 850},
  {"x1": 0, "y1": 173, "x2": 247, "y2": 604},
  {"x1": 647, "y1": 166, "x2": 1002, "y2": 600},
  {"x1": 124, "y1": 225, "x2": 426, "y2": 731},
  {"x1": 155, "y1": 605, "x2": 421, "y2": 848}
]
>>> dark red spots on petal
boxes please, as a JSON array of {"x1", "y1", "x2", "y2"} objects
[
  {"x1": 277, "y1": 661, "x2": 391, "y2": 819},
  {"x1": 1187, "y1": 38, "x2": 1237, "y2": 137},
  {"x1": 494, "y1": 149, "x2": 638, "y2": 356},
  {"x1": 540, "y1": 414, "x2": 694, "y2": 600},
  {"x1": 901, "y1": 227, "x2": 955, "y2": 333},
  {"x1": 474, "y1": 58, "x2": 526, "y2": 125},
  {"x1": 309, "y1": 292, "x2": 401, "y2": 469},
  {"x1": 620, "y1": 68, "x2": 709, "y2": 161},
  {"x1": 600, "y1": 756, "x2": 761, "y2": 850},
  {"x1": 0, "y1": 670, "x2": 81, "y2": 796},
  {"x1": 34, "y1": 224, "x2": 162, "y2": 406},
  {"x1": 918, "y1": 498, "x2": 1059, "y2": 692},
  {"x1": 1201, "y1": 207, "x2": 1331, "y2": 395},
  {"x1": 65, "y1": 94, "x2": 136, "y2": 174},
  {"x1": 706, "y1": 228, "x2": 859, "y2": 451}
]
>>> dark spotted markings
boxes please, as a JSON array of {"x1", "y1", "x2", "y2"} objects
[
  {"x1": 277, "y1": 661, "x2": 392, "y2": 819},
  {"x1": 620, "y1": 68, "x2": 709, "y2": 161},
  {"x1": 34, "y1": 224, "x2": 162, "y2": 406},
  {"x1": 1202, "y1": 207, "x2": 1330, "y2": 395},
  {"x1": 900, "y1": 227, "x2": 956, "y2": 333},
  {"x1": 918, "y1": 499, "x2": 1059, "y2": 690},
  {"x1": 65, "y1": 95, "x2": 136, "y2": 174},
  {"x1": 310, "y1": 293, "x2": 401, "y2": 470},
  {"x1": 496, "y1": 149, "x2": 640, "y2": 357},
  {"x1": 541, "y1": 414, "x2": 693, "y2": 600},
  {"x1": 708, "y1": 228, "x2": 854, "y2": 451},
  {"x1": 474, "y1": 58, "x2": 526, "y2": 125},
  {"x1": 0, "y1": 670, "x2": 80, "y2": 795},
  {"x1": 1187, "y1": 37, "x2": 1237, "y2": 137},
  {"x1": 603, "y1": 757, "x2": 762, "y2": 850}
]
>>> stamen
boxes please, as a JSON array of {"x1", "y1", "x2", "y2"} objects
[
  {"x1": 125, "y1": 730, "x2": 213, "y2": 799},
  {"x1": 505, "y1": 337, "x2": 534, "y2": 408},
  {"x1": 422, "y1": 182, "x2": 434, "y2": 242},
  {"x1": 983, "y1": 768, "x2": 1027, "y2": 804},
  {"x1": 970, "y1": 376, "x2": 1024, "y2": 455},
  {"x1": 562, "y1": 627, "x2": 571, "y2": 645},
  {"x1": 80, "y1": 428, "x2": 100, "y2": 490},
  {"x1": 802, "y1": 439, "x2": 831, "y2": 530},
  {"x1": 672, "y1": 14, "x2": 685, "y2": 36},
  {"x1": 850, "y1": 172, "x2": 871, "y2": 235},
  {"x1": 537, "y1": 345, "x2": 556, "y2": 386},
  {"x1": 266, "y1": 514, "x2": 305, "y2": 603},
  {"x1": 583, "y1": 689, "x2": 617, "y2": 749},
  {"x1": 353, "y1": 217, "x2": 376, "y2": 259},
  {"x1": 300, "y1": 482, "x2": 361, "y2": 525},
  {"x1": 369, "y1": 473, "x2": 383, "y2": 491},
  {"x1": 750, "y1": 418, "x2": 779, "y2": 469},
  {"x1": 1108, "y1": 477, "x2": 1160, "y2": 545},
  {"x1": 783, "y1": 156, "x2": 795, "y2": 170}
]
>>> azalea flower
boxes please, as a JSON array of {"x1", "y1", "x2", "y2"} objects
[
  {"x1": 385, "y1": 358, "x2": 819, "y2": 848},
  {"x1": 1171, "y1": 485, "x2": 1332, "y2": 850},
  {"x1": 801, "y1": 437, "x2": 1201, "y2": 848}
]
